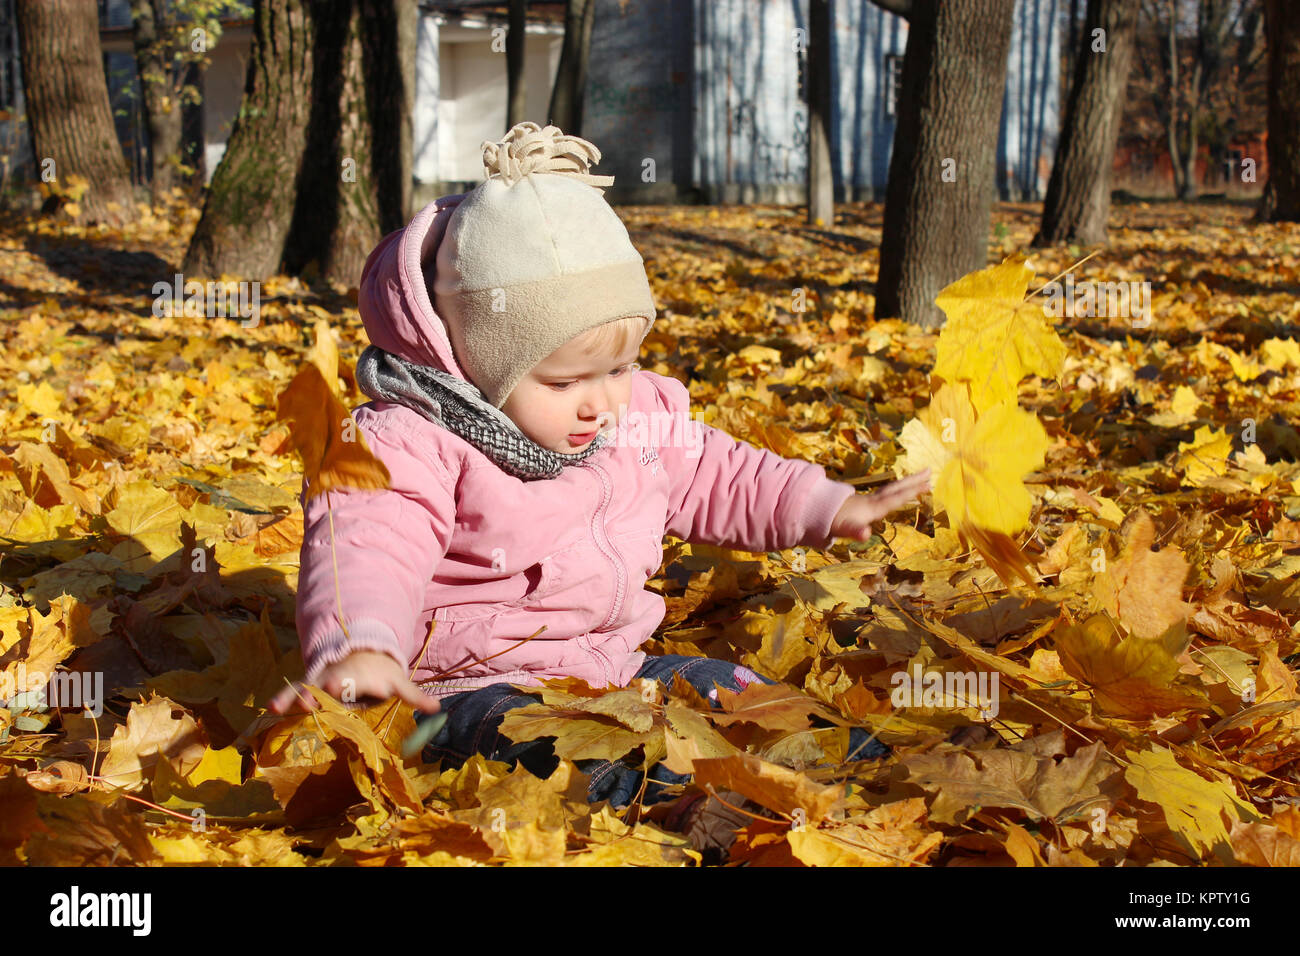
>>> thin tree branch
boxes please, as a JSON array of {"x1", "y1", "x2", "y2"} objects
[{"x1": 867, "y1": 0, "x2": 912, "y2": 21}]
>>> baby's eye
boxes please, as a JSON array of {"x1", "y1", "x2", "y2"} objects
[{"x1": 548, "y1": 381, "x2": 575, "y2": 391}]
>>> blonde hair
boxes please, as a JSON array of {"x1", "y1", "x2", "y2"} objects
[{"x1": 572, "y1": 315, "x2": 645, "y2": 358}]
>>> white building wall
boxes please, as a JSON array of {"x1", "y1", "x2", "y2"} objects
[
  {"x1": 413, "y1": 12, "x2": 441, "y2": 184},
  {"x1": 424, "y1": 17, "x2": 563, "y2": 186}
]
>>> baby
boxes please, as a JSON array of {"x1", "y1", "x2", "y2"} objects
[{"x1": 270, "y1": 122, "x2": 930, "y2": 851}]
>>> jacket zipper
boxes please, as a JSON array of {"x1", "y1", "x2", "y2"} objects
[
  {"x1": 578, "y1": 459, "x2": 625, "y2": 683},
  {"x1": 580, "y1": 634, "x2": 615, "y2": 687}
]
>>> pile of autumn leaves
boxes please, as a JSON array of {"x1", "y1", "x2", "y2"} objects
[
  {"x1": 3, "y1": 232, "x2": 1300, "y2": 864},
  {"x1": 257, "y1": 255, "x2": 1300, "y2": 865}
]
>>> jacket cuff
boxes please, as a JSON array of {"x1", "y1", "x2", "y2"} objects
[
  {"x1": 303, "y1": 619, "x2": 406, "y2": 686},
  {"x1": 798, "y1": 475, "x2": 857, "y2": 550}
]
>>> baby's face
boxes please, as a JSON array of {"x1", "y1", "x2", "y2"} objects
[{"x1": 501, "y1": 330, "x2": 640, "y2": 453}]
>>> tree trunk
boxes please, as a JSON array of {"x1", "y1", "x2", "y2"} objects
[
  {"x1": 1033, "y1": 0, "x2": 1137, "y2": 246},
  {"x1": 1177, "y1": 107, "x2": 1198, "y2": 199},
  {"x1": 397, "y1": 0, "x2": 417, "y2": 222},
  {"x1": 130, "y1": 0, "x2": 184, "y2": 203},
  {"x1": 807, "y1": 0, "x2": 834, "y2": 226},
  {"x1": 183, "y1": 0, "x2": 316, "y2": 279},
  {"x1": 1260, "y1": 0, "x2": 1300, "y2": 220},
  {"x1": 507, "y1": 0, "x2": 527, "y2": 130},
  {"x1": 874, "y1": 0, "x2": 1015, "y2": 329},
  {"x1": 1164, "y1": 0, "x2": 1186, "y2": 197},
  {"x1": 548, "y1": 0, "x2": 595, "y2": 133},
  {"x1": 15, "y1": 0, "x2": 137, "y2": 226},
  {"x1": 282, "y1": 0, "x2": 408, "y2": 287}
]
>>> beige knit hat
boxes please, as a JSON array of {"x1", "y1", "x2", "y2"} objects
[{"x1": 433, "y1": 122, "x2": 657, "y2": 408}]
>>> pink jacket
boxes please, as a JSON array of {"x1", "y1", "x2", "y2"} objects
[{"x1": 294, "y1": 194, "x2": 858, "y2": 699}]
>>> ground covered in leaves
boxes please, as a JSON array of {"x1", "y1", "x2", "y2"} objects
[{"x1": 1, "y1": 196, "x2": 1299, "y2": 866}]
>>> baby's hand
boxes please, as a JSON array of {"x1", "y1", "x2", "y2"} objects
[
  {"x1": 268, "y1": 650, "x2": 441, "y2": 715},
  {"x1": 829, "y1": 468, "x2": 932, "y2": 541}
]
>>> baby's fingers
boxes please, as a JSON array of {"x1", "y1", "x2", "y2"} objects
[
  {"x1": 875, "y1": 472, "x2": 930, "y2": 502},
  {"x1": 394, "y1": 679, "x2": 442, "y2": 714},
  {"x1": 269, "y1": 682, "x2": 319, "y2": 715}
]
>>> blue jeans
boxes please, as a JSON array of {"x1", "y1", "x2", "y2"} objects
[{"x1": 416, "y1": 654, "x2": 889, "y2": 809}]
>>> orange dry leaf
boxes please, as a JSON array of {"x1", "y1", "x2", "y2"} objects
[
  {"x1": 97, "y1": 694, "x2": 206, "y2": 792},
  {"x1": 691, "y1": 752, "x2": 845, "y2": 821},
  {"x1": 786, "y1": 798, "x2": 942, "y2": 866},
  {"x1": 276, "y1": 363, "x2": 390, "y2": 500},
  {"x1": 1092, "y1": 509, "x2": 1191, "y2": 640},
  {"x1": 1055, "y1": 613, "x2": 1208, "y2": 719}
]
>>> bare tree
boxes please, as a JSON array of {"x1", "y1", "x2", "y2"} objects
[
  {"x1": 1133, "y1": 0, "x2": 1263, "y2": 199},
  {"x1": 1033, "y1": 0, "x2": 1138, "y2": 246},
  {"x1": 183, "y1": 0, "x2": 317, "y2": 278},
  {"x1": 129, "y1": 0, "x2": 248, "y2": 203},
  {"x1": 806, "y1": 0, "x2": 833, "y2": 226},
  {"x1": 282, "y1": 0, "x2": 413, "y2": 285},
  {"x1": 1258, "y1": 0, "x2": 1300, "y2": 220},
  {"x1": 872, "y1": 0, "x2": 1016, "y2": 329},
  {"x1": 507, "y1": 0, "x2": 527, "y2": 130},
  {"x1": 186, "y1": 0, "x2": 414, "y2": 284},
  {"x1": 16, "y1": 0, "x2": 137, "y2": 226},
  {"x1": 548, "y1": 0, "x2": 595, "y2": 133}
]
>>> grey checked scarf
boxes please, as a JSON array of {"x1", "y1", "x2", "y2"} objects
[{"x1": 354, "y1": 345, "x2": 609, "y2": 481}]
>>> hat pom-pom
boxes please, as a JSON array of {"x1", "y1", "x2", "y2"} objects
[{"x1": 479, "y1": 122, "x2": 615, "y2": 192}]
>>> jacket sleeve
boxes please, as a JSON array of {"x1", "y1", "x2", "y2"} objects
[
  {"x1": 294, "y1": 411, "x2": 457, "y2": 686},
  {"x1": 647, "y1": 372, "x2": 857, "y2": 553}
]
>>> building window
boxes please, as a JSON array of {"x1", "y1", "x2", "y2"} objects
[{"x1": 885, "y1": 53, "x2": 904, "y2": 116}]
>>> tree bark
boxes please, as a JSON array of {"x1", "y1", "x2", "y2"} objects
[
  {"x1": 16, "y1": 0, "x2": 137, "y2": 226},
  {"x1": 548, "y1": 0, "x2": 595, "y2": 133},
  {"x1": 130, "y1": 0, "x2": 184, "y2": 202},
  {"x1": 282, "y1": 0, "x2": 409, "y2": 287},
  {"x1": 507, "y1": 0, "x2": 527, "y2": 130},
  {"x1": 183, "y1": 0, "x2": 316, "y2": 278},
  {"x1": 874, "y1": 0, "x2": 1015, "y2": 328},
  {"x1": 1033, "y1": 0, "x2": 1137, "y2": 246},
  {"x1": 807, "y1": 0, "x2": 834, "y2": 226},
  {"x1": 1163, "y1": 0, "x2": 1188, "y2": 197},
  {"x1": 1259, "y1": 0, "x2": 1300, "y2": 220}
]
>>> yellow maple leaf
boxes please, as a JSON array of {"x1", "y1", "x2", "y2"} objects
[
  {"x1": 185, "y1": 746, "x2": 244, "y2": 787},
  {"x1": 497, "y1": 704, "x2": 655, "y2": 762},
  {"x1": 1260, "y1": 337, "x2": 1300, "y2": 371},
  {"x1": 931, "y1": 255, "x2": 1067, "y2": 412},
  {"x1": 98, "y1": 694, "x2": 207, "y2": 792},
  {"x1": 16, "y1": 381, "x2": 62, "y2": 419},
  {"x1": 1221, "y1": 345, "x2": 1262, "y2": 382},
  {"x1": 1176, "y1": 424, "x2": 1232, "y2": 485},
  {"x1": 1124, "y1": 745, "x2": 1257, "y2": 858},
  {"x1": 898, "y1": 383, "x2": 1046, "y2": 535},
  {"x1": 105, "y1": 479, "x2": 184, "y2": 570},
  {"x1": 1054, "y1": 612, "x2": 1207, "y2": 719},
  {"x1": 1169, "y1": 385, "x2": 1201, "y2": 422}
]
